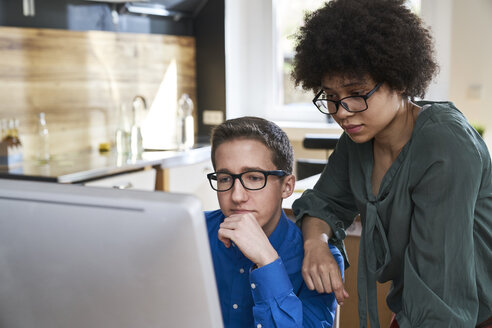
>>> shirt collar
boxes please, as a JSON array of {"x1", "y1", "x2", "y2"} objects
[{"x1": 267, "y1": 210, "x2": 289, "y2": 251}]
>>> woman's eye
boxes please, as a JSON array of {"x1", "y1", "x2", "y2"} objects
[{"x1": 351, "y1": 90, "x2": 364, "y2": 96}]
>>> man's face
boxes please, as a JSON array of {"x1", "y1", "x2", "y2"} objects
[{"x1": 213, "y1": 138, "x2": 294, "y2": 236}]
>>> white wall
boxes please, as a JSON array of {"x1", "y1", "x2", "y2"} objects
[
  {"x1": 448, "y1": 0, "x2": 492, "y2": 144},
  {"x1": 224, "y1": 0, "x2": 275, "y2": 119},
  {"x1": 393, "y1": 0, "x2": 492, "y2": 145},
  {"x1": 420, "y1": 0, "x2": 452, "y2": 101}
]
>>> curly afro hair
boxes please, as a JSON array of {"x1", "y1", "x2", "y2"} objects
[{"x1": 292, "y1": 0, "x2": 439, "y2": 99}]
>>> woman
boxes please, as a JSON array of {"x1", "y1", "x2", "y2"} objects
[{"x1": 291, "y1": 0, "x2": 492, "y2": 327}]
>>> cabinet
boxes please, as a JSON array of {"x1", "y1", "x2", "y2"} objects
[
  {"x1": 339, "y1": 232, "x2": 392, "y2": 327},
  {"x1": 167, "y1": 159, "x2": 219, "y2": 211},
  {"x1": 84, "y1": 168, "x2": 157, "y2": 191},
  {"x1": 81, "y1": 157, "x2": 219, "y2": 211}
]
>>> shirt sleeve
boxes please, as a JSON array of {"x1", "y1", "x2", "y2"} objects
[
  {"x1": 249, "y1": 250, "x2": 343, "y2": 328},
  {"x1": 292, "y1": 133, "x2": 360, "y2": 267},
  {"x1": 397, "y1": 123, "x2": 487, "y2": 327}
]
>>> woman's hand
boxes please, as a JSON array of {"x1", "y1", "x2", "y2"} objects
[
  {"x1": 302, "y1": 238, "x2": 349, "y2": 305},
  {"x1": 301, "y1": 216, "x2": 349, "y2": 305}
]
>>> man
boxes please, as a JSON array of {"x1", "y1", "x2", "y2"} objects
[{"x1": 205, "y1": 116, "x2": 344, "y2": 327}]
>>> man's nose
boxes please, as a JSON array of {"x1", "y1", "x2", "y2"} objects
[{"x1": 230, "y1": 178, "x2": 248, "y2": 202}]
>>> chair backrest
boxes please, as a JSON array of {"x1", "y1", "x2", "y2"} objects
[{"x1": 334, "y1": 304, "x2": 340, "y2": 328}]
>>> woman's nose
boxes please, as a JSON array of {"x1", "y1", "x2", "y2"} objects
[{"x1": 334, "y1": 105, "x2": 354, "y2": 120}]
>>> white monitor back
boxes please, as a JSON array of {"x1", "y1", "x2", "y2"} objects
[{"x1": 0, "y1": 179, "x2": 223, "y2": 328}]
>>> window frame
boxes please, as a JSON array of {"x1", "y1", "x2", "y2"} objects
[{"x1": 225, "y1": 0, "x2": 330, "y2": 125}]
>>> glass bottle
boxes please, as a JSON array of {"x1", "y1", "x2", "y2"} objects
[
  {"x1": 0, "y1": 119, "x2": 7, "y2": 140},
  {"x1": 115, "y1": 104, "x2": 131, "y2": 155},
  {"x1": 130, "y1": 96, "x2": 145, "y2": 157},
  {"x1": 1, "y1": 118, "x2": 22, "y2": 167},
  {"x1": 176, "y1": 94, "x2": 194, "y2": 151},
  {"x1": 4, "y1": 119, "x2": 21, "y2": 147},
  {"x1": 37, "y1": 112, "x2": 50, "y2": 162}
]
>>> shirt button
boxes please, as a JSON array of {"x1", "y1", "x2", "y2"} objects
[
  {"x1": 233, "y1": 304, "x2": 238, "y2": 310},
  {"x1": 239, "y1": 268, "x2": 245, "y2": 274},
  {"x1": 257, "y1": 324, "x2": 262, "y2": 328},
  {"x1": 251, "y1": 283, "x2": 256, "y2": 289}
]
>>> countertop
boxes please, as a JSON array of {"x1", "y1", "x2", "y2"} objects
[{"x1": 0, "y1": 145, "x2": 211, "y2": 184}]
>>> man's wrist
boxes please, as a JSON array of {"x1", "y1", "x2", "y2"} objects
[{"x1": 255, "y1": 250, "x2": 279, "y2": 268}]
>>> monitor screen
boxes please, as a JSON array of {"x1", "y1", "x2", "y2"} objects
[{"x1": 0, "y1": 179, "x2": 223, "y2": 328}]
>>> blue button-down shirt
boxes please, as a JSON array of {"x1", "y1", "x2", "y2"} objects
[{"x1": 205, "y1": 209, "x2": 344, "y2": 328}]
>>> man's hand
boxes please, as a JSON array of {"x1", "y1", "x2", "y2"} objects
[
  {"x1": 302, "y1": 238, "x2": 349, "y2": 305},
  {"x1": 218, "y1": 213, "x2": 278, "y2": 267}
]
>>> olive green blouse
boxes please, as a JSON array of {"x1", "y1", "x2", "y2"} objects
[{"x1": 292, "y1": 102, "x2": 492, "y2": 327}]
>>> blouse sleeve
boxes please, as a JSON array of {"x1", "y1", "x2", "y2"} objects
[
  {"x1": 397, "y1": 123, "x2": 486, "y2": 327},
  {"x1": 292, "y1": 134, "x2": 359, "y2": 254}
]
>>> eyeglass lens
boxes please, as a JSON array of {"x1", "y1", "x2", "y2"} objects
[
  {"x1": 212, "y1": 171, "x2": 266, "y2": 191},
  {"x1": 315, "y1": 96, "x2": 367, "y2": 114}
]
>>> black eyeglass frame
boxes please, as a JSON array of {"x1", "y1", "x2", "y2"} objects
[
  {"x1": 207, "y1": 170, "x2": 288, "y2": 192},
  {"x1": 312, "y1": 82, "x2": 383, "y2": 115}
]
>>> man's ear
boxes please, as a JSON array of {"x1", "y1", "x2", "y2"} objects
[{"x1": 281, "y1": 174, "x2": 295, "y2": 199}]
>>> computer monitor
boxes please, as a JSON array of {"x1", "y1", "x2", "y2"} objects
[{"x1": 0, "y1": 178, "x2": 223, "y2": 328}]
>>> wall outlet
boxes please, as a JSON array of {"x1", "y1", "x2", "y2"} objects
[
  {"x1": 203, "y1": 110, "x2": 224, "y2": 125},
  {"x1": 466, "y1": 84, "x2": 482, "y2": 100}
]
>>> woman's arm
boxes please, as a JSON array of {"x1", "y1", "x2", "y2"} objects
[
  {"x1": 301, "y1": 216, "x2": 349, "y2": 305},
  {"x1": 292, "y1": 134, "x2": 357, "y2": 305}
]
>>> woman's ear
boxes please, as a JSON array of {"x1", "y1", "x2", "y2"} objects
[{"x1": 281, "y1": 174, "x2": 296, "y2": 199}]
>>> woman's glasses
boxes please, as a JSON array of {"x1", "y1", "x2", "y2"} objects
[{"x1": 313, "y1": 82, "x2": 382, "y2": 115}]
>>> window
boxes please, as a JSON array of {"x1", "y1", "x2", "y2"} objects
[
  {"x1": 276, "y1": 0, "x2": 327, "y2": 108},
  {"x1": 406, "y1": 0, "x2": 421, "y2": 15},
  {"x1": 225, "y1": 0, "x2": 328, "y2": 124},
  {"x1": 269, "y1": 0, "x2": 331, "y2": 124}
]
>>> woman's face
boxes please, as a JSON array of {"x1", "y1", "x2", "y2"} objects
[{"x1": 320, "y1": 75, "x2": 403, "y2": 144}]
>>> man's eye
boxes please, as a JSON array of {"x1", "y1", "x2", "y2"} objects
[
  {"x1": 217, "y1": 175, "x2": 232, "y2": 183},
  {"x1": 247, "y1": 175, "x2": 264, "y2": 182}
]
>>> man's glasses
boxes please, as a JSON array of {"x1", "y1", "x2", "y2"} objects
[
  {"x1": 312, "y1": 82, "x2": 382, "y2": 115},
  {"x1": 207, "y1": 170, "x2": 288, "y2": 192}
]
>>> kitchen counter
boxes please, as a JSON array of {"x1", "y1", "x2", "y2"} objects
[{"x1": 0, "y1": 145, "x2": 211, "y2": 185}]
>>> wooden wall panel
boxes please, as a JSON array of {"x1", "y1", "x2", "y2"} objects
[{"x1": 0, "y1": 26, "x2": 195, "y2": 158}]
